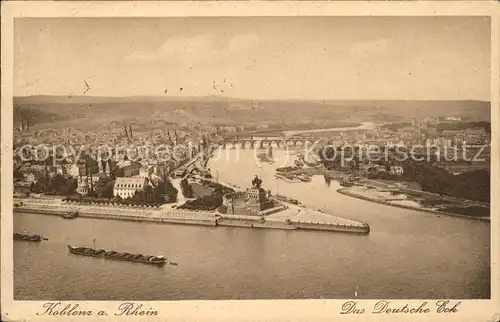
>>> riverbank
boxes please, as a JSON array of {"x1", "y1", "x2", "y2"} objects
[
  {"x1": 14, "y1": 196, "x2": 370, "y2": 234},
  {"x1": 14, "y1": 202, "x2": 218, "y2": 226},
  {"x1": 277, "y1": 162, "x2": 491, "y2": 222},
  {"x1": 337, "y1": 186, "x2": 490, "y2": 222}
]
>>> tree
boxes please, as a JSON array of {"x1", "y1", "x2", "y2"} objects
[
  {"x1": 132, "y1": 184, "x2": 158, "y2": 204},
  {"x1": 46, "y1": 174, "x2": 77, "y2": 196},
  {"x1": 401, "y1": 159, "x2": 489, "y2": 202},
  {"x1": 31, "y1": 178, "x2": 48, "y2": 193},
  {"x1": 180, "y1": 178, "x2": 194, "y2": 198},
  {"x1": 13, "y1": 167, "x2": 24, "y2": 181},
  {"x1": 110, "y1": 166, "x2": 124, "y2": 180},
  {"x1": 95, "y1": 178, "x2": 115, "y2": 199},
  {"x1": 156, "y1": 179, "x2": 178, "y2": 203}
]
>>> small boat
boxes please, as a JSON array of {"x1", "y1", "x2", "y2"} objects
[
  {"x1": 294, "y1": 160, "x2": 304, "y2": 168},
  {"x1": 67, "y1": 245, "x2": 167, "y2": 265},
  {"x1": 340, "y1": 178, "x2": 354, "y2": 187},
  {"x1": 62, "y1": 211, "x2": 79, "y2": 219},
  {"x1": 274, "y1": 174, "x2": 301, "y2": 183},
  {"x1": 14, "y1": 233, "x2": 43, "y2": 242},
  {"x1": 297, "y1": 174, "x2": 311, "y2": 182}
]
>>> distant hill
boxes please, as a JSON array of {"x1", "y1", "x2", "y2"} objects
[{"x1": 13, "y1": 96, "x2": 491, "y2": 130}]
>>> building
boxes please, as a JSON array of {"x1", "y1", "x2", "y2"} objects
[
  {"x1": 113, "y1": 177, "x2": 148, "y2": 199},
  {"x1": 14, "y1": 181, "x2": 31, "y2": 197},
  {"x1": 76, "y1": 173, "x2": 108, "y2": 195},
  {"x1": 116, "y1": 159, "x2": 132, "y2": 168},
  {"x1": 64, "y1": 164, "x2": 83, "y2": 177},
  {"x1": 390, "y1": 166, "x2": 404, "y2": 175},
  {"x1": 359, "y1": 163, "x2": 374, "y2": 173},
  {"x1": 76, "y1": 177, "x2": 90, "y2": 196},
  {"x1": 24, "y1": 173, "x2": 37, "y2": 183},
  {"x1": 149, "y1": 173, "x2": 163, "y2": 186},
  {"x1": 139, "y1": 166, "x2": 153, "y2": 178},
  {"x1": 122, "y1": 163, "x2": 141, "y2": 177},
  {"x1": 173, "y1": 168, "x2": 186, "y2": 178},
  {"x1": 55, "y1": 164, "x2": 65, "y2": 175},
  {"x1": 88, "y1": 173, "x2": 107, "y2": 187},
  {"x1": 152, "y1": 164, "x2": 166, "y2": 179}
]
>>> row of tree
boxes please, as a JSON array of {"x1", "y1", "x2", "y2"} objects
[
  {"x1": 401, "y1": 160, "x2": 490, "y2": 202},
  {"x1": 30, "y1": 172, "x2": 180, "y2": 204},
  {"x1": 31, "y1": 174, "x2": 78, "y2": 196},
  {"x1": 63, "y1": 195, "x2": 164, "y2": 207},
  {"x1": 178, "y1": 180, "x2": 235, "y2": 211},
  {"x1": 178, "y1": 195, "x2": 222, "y2": 211}
]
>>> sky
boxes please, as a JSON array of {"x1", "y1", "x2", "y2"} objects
[{"x1": 14, "y1": 16, "x2": 491, "y2": 100}]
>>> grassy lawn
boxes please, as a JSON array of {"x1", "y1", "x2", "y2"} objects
[{"x1": 191, "y1": 183, "x2": 213, "y2": 198}]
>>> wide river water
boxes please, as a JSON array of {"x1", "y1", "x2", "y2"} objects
[{"x1": 14, "y1": 149, "x2": 490, "y2": 300}]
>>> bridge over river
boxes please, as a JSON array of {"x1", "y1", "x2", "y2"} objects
[{"x1": 218, "y1": 137, "x2": 326, "y2": 149}]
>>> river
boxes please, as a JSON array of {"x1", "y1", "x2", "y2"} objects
[
  {"x1": 14, "y1": 149, "x2": 490, "y2": 300},
  {"x1": 282, "y1": 122, "x2": 376, "y2": 136}
]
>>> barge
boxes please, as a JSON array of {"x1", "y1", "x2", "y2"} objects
[
  {"x1": 67, "y1": 245, "x2": 167, "y2": 266},
  {"x1": 14, "y1": 233, "x2": 43, "y2": 242},
  {"x1": 274, "y1": 174, "x2": 301, "y2": 183},
  {"x1": 62, "y1": 211, "x2": 79, "y2": 219}
]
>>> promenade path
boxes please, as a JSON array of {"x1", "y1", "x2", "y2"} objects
[{"x1": 265, "y1": 203, "x2": 364, "y2": 226}]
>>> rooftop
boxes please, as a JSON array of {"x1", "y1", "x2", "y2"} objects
[{"x1": 114, "y1": 177, "x2": 147, "y2": 186}]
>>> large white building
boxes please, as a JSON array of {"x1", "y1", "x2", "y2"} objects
[{"x1": 113, "y1": 177, "x2": 148, "y2": 199}]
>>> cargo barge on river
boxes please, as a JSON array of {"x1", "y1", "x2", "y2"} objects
[
  {"x1": 62, "y1": 211, "x2": 79, "y2": 219},
  {"x1": 67, "y1": 245, "x2": 167, "y2": 266},
  {"x1": 14, "y1": 233, "x2": 43, "y2": 242}
]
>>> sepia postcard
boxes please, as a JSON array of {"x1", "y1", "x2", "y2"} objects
[{"x1": 1, "y1": 1, "x2": 499, "y2": 321}]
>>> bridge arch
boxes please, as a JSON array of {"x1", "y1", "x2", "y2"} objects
[{"x1": 244, "y1": 141, "x2": 253, "y2": 149}]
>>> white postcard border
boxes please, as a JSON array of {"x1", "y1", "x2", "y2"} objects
[{"x1": 1, "y1": 1, "x2": 499, "y2": 321}]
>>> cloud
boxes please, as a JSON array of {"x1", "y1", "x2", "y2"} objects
[
  {"x1": 124, "y1": 32, "x2": 260, "y2": 63},
  {"x1": 349, "y1": 38, "x2": 392, "y2": 57}
]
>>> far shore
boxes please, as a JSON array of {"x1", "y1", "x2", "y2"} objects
[
  {"x1": 273, "y1": 163, "x2": 490, "y2": 222},
  {"x1": 337, "y1": 187, "x2": 490, "y2": 222}
]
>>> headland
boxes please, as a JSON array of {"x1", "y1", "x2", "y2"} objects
[{"x1": 14, "y1": 172, "x2": 370, "y2": 235}]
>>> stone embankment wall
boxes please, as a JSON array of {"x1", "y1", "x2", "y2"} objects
[
  {"x1": 216, "y1": 218, "x2": 296, "y2": 230},
  {"x1": 14, "y1": 201, "x2": 217, "y2": 226},
  {"x1": 293, "y1": 221, "x2": 370, "y2": 234},
  {"x1": 14, "y1": 198, "x2": 371, "y2": 234}
]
